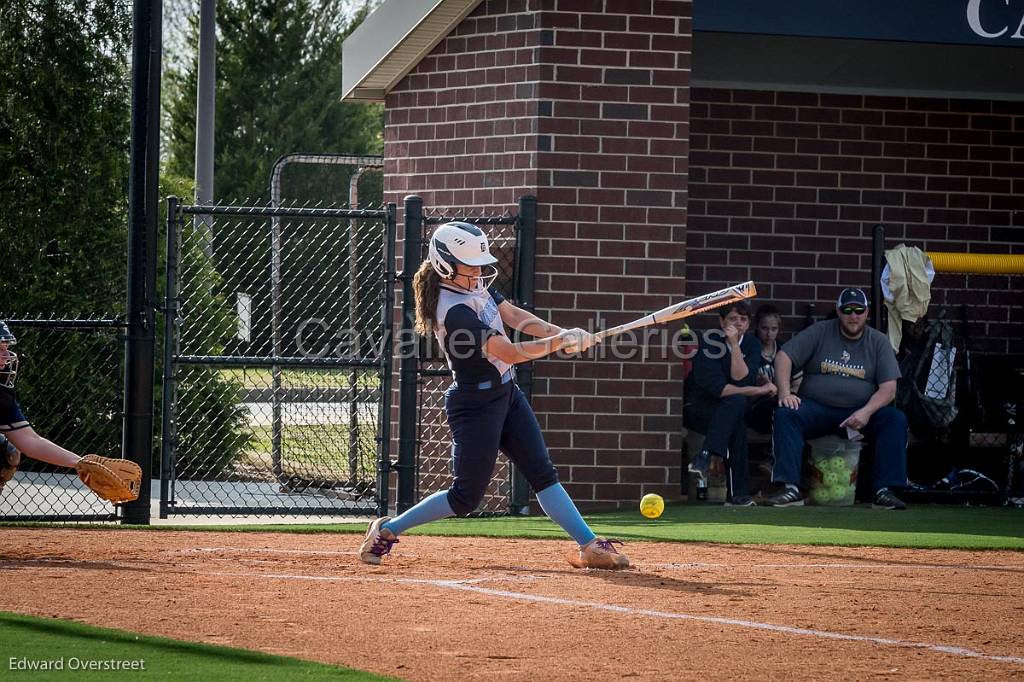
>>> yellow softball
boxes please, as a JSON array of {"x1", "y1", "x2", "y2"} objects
[{"x1": 639, "y1": 493, "x2": 665, "y2": 519}]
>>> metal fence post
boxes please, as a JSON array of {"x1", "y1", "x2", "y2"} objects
[
  {"x1": 396, "y1": 195, "x2": 424, "y2": 513},
  {"x1": 348, "y1": 167, "x2": 368, "y2": 482},
  {"x1": 160, "y1": 197, "x2": 181, "y2": 518},
  {"x1": 871, "y1": 223, "x2": 885, "y2": 332},
  {"x1": 121, "y1": 0, "x2": 162, "y2": 525},
  {"x1": 510, "y1": 195, "x2": 538, "y2": 515},
  {"x1": 376, "y1": 202, "x2": 398, "y2": 517},
  {"x1": 270, "y1": 206, "x2": 284, "y2": 483}
]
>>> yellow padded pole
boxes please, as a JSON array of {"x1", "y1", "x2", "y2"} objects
[{"x1": 926, "y1": 252, "x2": 1024, "y2": 275}]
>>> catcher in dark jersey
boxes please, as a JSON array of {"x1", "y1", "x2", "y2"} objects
[
  {"x1": 358, "y1": 222, "x2": 629, "y2": 570},
  {"x1": 0, "y1": 320, "x2": 140, "y2": 502}
]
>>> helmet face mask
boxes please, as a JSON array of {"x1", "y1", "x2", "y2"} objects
[
  {"x1": 0, "y1": 321, "x2": 17, "y2": 393},
  {"x1": 457, "y1": 263, "x2": 499, "y2": 294},
  {"x1": 0, "y1": 347, "x2": 17, "y2": 392},
  {"x1": 427, "y1": 222, "x2": 499, "y2": 294}
]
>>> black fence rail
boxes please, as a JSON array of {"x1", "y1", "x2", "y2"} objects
[
  {"x1": 0, "y1": 318, "x2": 127, "y2": 521},
  {"x1": 161, "y1": 198, "x2": 397, "y2": 517}
]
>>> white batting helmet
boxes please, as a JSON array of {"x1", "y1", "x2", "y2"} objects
[{"x1": 428, "y1": 222, "x2": 499, "y2": 291}]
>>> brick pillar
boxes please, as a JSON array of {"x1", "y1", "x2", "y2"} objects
[{"x1": 530, "y1": 1, "x2": 691, "y2": 508}]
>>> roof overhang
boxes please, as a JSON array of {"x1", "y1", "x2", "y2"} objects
[{"x1": 342, "y1": 0, "x2": 484, "y2": 102}]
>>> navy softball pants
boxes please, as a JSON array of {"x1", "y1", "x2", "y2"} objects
[
  {"x1": 684, "y1": 394, "x2": 751, "y2": 499},
  {"x1": 772, "y1": 398, "x2": 908, "y2": 491},
  {"x1": 444, "y1": 382, "x2": 559, "y2": 516}
]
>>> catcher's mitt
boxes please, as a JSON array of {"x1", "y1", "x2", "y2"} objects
[
  {"x1": 75, "y1": 454, "x2": 142, "y2": 504},
  {"x1": 0, "y1": 434, "x2": 20, "y2": 494}
]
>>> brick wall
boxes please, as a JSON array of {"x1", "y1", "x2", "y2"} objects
[
  {"x1": 383, "y1": 0, "x2": 543, "y2": 209},
  {"x1": 688, "y1": 89, "x2": 1024, "y2": 353},
  {"x1": 384, "y1": 0, "x2": 694, "y2": 510}
]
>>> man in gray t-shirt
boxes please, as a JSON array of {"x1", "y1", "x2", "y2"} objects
[{"x1": 762, "y1": 288, "x2": 909, "y2": 510}]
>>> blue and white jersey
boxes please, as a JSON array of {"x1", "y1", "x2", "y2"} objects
[{"x1": 434, "y1": 285, "x2": 512, "y2": 384}]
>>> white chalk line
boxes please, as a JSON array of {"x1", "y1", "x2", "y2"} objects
[
  {"x1": 205, "y1": 569, "x2": 1024, "y2": 668},
  {"x1": 205, "y1": 570, "x2": 519, "y2": 586},
  {"x1": 175, "y1": 547, "x2": 1022, "y2": 574},
  {"x1": 170, "y1": 546, "x2": 427, "y2": 561},
  {"x1": 173, "y1": 548, "x2": 1023, "y2": 574},
  {"x1": 175, "y1": 546, "x2": 355, "y2": 557},
  {"x1": 653, "y1": 562, "x2": 1021, "y2": 571},
  {"x1": 0, "y1": 559, "x2": 540, "y2": 586}
]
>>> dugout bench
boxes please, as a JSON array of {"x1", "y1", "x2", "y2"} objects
[
  {"x1": 681, "y1": 427, "x2": 772, "y2": 503},
  {"x1": 681, "y1": 427, "x2": 892, "y2": 503}
]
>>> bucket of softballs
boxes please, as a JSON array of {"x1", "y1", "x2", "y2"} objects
[{"x1": 807, "y1": 435, "x2": 860, "y2": 506}]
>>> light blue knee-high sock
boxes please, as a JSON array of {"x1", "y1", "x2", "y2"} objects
[
  {"x1": 536, "y1": 483, "x2": 596, "y2": 546},
  {"x1": 382, "y1": 490, "x2": 455, "y2": 536}
]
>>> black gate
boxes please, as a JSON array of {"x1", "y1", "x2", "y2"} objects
[
  {"x1": 395, "y1": 195, "x2": 538, "y2": 516},
  {"x1": 161, "y1": 199, "x2": 397, "y2": 517}
]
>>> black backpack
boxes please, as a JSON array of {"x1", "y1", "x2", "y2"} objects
[{"x1": 896, "y1": 317, "x2": 959, "y2": 436}]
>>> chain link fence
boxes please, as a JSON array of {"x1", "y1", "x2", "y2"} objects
[
  {"x1": 162, "y1": 177, "x2": 396, "y2": 516},
  {"x1": 2, "y1": 172, "x2": 538, "y2": 522},
  {"x1": 0, "y1": 320, "x2": 126, "y2": 520}
]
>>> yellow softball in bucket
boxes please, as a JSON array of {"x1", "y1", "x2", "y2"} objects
[{"x1": 639, "y1": 493, "x2": 665, "y2": 519}]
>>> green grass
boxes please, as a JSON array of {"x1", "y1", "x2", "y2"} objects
[
  {"x1": 0, "y1": 611, "x2": 395, "y2": 680},
  {"x1": 582, "y1": 504, "x2": 1024, "y2": 550},
  {"x1": 246, "y1": 422, "x2": 377, "y2": 470},
  {"x1": 5, "y1": 504, "x2": 1023, "y2": 550},
  {"x1": 367, "y1": 504, "x2": 1024, "y2": 550}
]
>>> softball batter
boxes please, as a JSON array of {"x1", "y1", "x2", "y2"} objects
[{"x1": 358, "y1": 222, "x2": 629, "y2": 570}]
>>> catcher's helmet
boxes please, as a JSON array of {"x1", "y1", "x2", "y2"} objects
[
  {"x1": 0, "y1": 321, "x2": 14, "y2": 346},
  {"x1": 427, "y1": 222, "x2": 498, "y2": 292},
  {"x1": 0, "y1": 321, "x2": 17, "y2": 392}
]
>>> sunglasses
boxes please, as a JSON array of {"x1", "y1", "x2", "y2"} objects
[{"x1": 840, "y1": 305, "x2": 867, "y2": 316}]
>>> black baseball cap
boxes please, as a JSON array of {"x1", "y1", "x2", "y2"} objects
[{"x1": 837, "y1": 288, "x2": 869, "y2": 308}]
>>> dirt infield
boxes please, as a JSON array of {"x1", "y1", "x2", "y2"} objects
[{"x1": 2, "y1": 529, "x2": 1023, "y2": 681}]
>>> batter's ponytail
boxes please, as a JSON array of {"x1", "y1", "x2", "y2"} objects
[{"x1": 413, "y1": 260, "x2": 441, "y2": 335}]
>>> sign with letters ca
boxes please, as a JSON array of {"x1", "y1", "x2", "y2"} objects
[{"x1": 695, "y1": 1, "x2": 1024, "y2": 48}]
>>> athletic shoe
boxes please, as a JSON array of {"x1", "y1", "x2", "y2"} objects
[
  {"x1": 725, "y1": 495, "x2": 757, "y2": 507},
  {"x1": 688, "y1": 449, "x2": 711, "y2": 482},
  {"x1": 567, "y1": 537, "x2": 630, "y2": 570},
  {"x1": 872, "y1": 488, "x2": 908, "y2": 510},
  {"x1": 761, "y1": 485, "x2": 805, "y2": 507},
  {"x1": 358, "y1": 516, "x2": 399, "y2": 565}
]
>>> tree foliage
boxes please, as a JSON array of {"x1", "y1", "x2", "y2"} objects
[
  {"x1": 0, "y1": 0, "x2": 130, "y2": 468},
  {"x1": 163, "y1": 0, "x2": 386, "y2": 380},
  {"x1": 165, "y1": 0, "x2": 383, "y2": 203},
  {"x1": 0, "y1": 0, "x2": 131, "y2": 315},
  {"x1": 0, "y1": 0, "x2": 386, "y2": 482}
]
